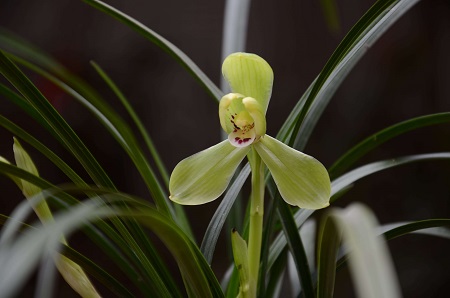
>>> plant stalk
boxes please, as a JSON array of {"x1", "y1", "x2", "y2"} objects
[{"x1": 247, "y1": 149, "x2": 265, "y2": 297}]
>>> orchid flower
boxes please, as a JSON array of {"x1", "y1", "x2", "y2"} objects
[{"x1": 169, "y1": 52, "x2": 331, "y2": 210}]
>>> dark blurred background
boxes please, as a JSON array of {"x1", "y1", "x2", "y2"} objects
[{"x1": 0, "y1": 0, "x2": 449, "y2": 297}]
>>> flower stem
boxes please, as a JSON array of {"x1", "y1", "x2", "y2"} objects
[{"x1": 247, "y1": 148, "x2": 265, "y2": 297}]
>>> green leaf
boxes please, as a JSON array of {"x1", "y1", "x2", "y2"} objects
[
  {"x1": 317, "y1": 203, "x2": 401, "y2": 298},
  {"x1": 277, "y1": 0, "x2": 422, "y2": 149},
  {"x1": 381, "y1": 219, "x2": 450, "y2": 241},
  {"x1": 0, "y1": 83, "x2": 53, "y2": 131},
  {"x1": 222, "y1": 53, "x2": 274, "y2": 113},
  {"x1": 316, "y1": 217, "x2": 341, "y2": 298},
  {"x1": 12, "y1": 139, "x2": 101, "y2": 297},
  {"x1": 7, "y1": 53, "x2": 172, "y2": 216},
  {"x1": 331, "y1": 153, "x2": 450, "y2": 199},
  {"x1": 82, "y1": 0, "x2": 222, "y2": 101},
  {"x1": 0, "y1": 198, "x2": 115, "y2": 298},
  {"x1": 277, "y1": 199, "x2": 315, "y2": 298},
  {"x1": 201, "y1": 163, "x2": 251, "y2": 264},
  {"x1": 128, "y1": 208, "x2": 224, "y2": 297},
  {"x1": 258, "y1": 186, "x2": 279, "y2": 296},
  {"x1": 254, "y1": 135, "x2": 330, "y2": 209},
  {"x1": 0, "y1": 163, "x2": 175, "y2": 296},
  {"x1": 268, "y1": 152, "x2": 450, "y2": 272},
  {"x1": 0, "y1": 50, "x2": 114, "y2": 189},
  {"x1": 336, "y1": 219, "x2": 450, "y2": 272},
  {"x1": 89, "y1": 61, "x2": 170, "y2": 186},
  {"x1": 169, "y1": 140, "x2": 249, "y2": 205},
  {"x1": 329, "y1": 112, "x2": 450, "y2": 179},
  {"x1": 0, "y1": 116, "x2": 86, "y2": 186},
  {"x1": 60, "y1": 244, "x2": 134, "y2": 298},
  {"x1": 264, "y1": 248, "x2": 287, "y2": 298}
]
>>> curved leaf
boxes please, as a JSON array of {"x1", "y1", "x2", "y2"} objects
[
  {"x1": 200, "y1": 163, "x2": 251, "y2": 264},
  {"x1": 268, "y1": 153, "x2": 450, "y2": 271},
  {"x1": 277, "y1": 0, "x2": 421, "y2": 149},
  {"x1": 0, "y1": 50, "x2": 114, "y2": 189},
  {"x1": 277, "y1": 200, "x2": 314, "y2": 298},
  {"x1": 82, "y1": 0, "x2": 222, "y2": 101},
  {"x1": 317, "y1": 203, "x2": 401, "y2": 298},
  {"x1": 7, "y1": 54, "x2": 172, "y2": 216},
  {"x1": 329, "y1": 112, "x2": 450, "y2": 178}
]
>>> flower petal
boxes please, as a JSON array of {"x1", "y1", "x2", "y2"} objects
[
  {"x1": 254, "y1": 135, "x2": 331, "y2": 209},
  {"x1": 169, "y1": 140, "x2": 250, "y2": 205},
  {"x1": 222, "y1": 53, "x2": 274, "y2": 113}
]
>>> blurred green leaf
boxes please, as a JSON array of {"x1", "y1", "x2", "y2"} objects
[
  {"x1": 60, "y1": 244, "x2": 134, "y2": 298},
  {"x1": 128, "y1": 208, "x2": 224, "y2": 297},
  {"x1": 316, "y1": 217, "x2": 341, "y2": 298},
  {"x1": 318, "y1": 203, "x2": 401, "y2": 298},
  {"x1": 268, "y1": 153, "x2": 450, "y2": 272},
  {"x1": 336, "y1": 219, "x2": 450, "y2": 280},
  {"x1": 319, "y1": 0, "x2": 341, "y2": 34},
  {"x1": 0, "y1": 198, "x2": 115, "y2": 298},
  {"x1": 317, "y1": 203, "x2": 401, "y2": 298},
  {"x1": 0, "y1": 162, "x2": 177, "y2": 296},
  {"x1": 264, "y1": 248, "x2": 286, "y2": 298}
]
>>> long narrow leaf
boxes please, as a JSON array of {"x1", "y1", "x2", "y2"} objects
[
  {"x1": 7, "y1": 53, "x2": 172, "y2": 216},
  {"x1": 317, "y1": 203, "x2": 401, "y2": 298},
  {"x1": 90, "y1": 61, "x2": 169, "y2": 186},
  {"x1": 316, "y1": 217, "x2": 341, "y2": 298},
  {"x1": 0, "y1": 162, "x2": 176, "y2": 296},
  {"x1": 277, "y1": 0, "x2": 421, "y2": 149},
  {"x1": 0, "y1": 116, "x2": 86, "y2": 185},
  {"x1": 0, "y1": 50, "x2": 114, "y2": 188},
  {"x1": 268, "y1": 153, "x2": 450, "y2": 271},
  {"x1": 381, "y1": 219, "x2": 450, "y2": 241},
  {"x1": 0, "y1": 198, "x2": 115, "y2": 298},
  {"x1": 82, "y1": 0, "x2": 222, "y2": 101},
  {"x1": 329, "y1": 112, "x2": 450, "y2": 178},
  {"x1": 201, "y1": 163, "x2": 251, "y2": 264},
  {"x1": 277, "y1": 199, "x2": 314, "y2": 298},
  {"x1": 60, "y1": 244, "x2": 134, "y2": 298},
  {"x1": 335, "y1": 220, "x2": 450, "y2": 279},
  {"x1": 128, "y1": 209, "x2": 224, "y2": 298}
]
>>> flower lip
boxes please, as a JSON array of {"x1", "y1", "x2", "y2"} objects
[{"x1": 228, "y1": 125, "x2": 256, "y2": 147}]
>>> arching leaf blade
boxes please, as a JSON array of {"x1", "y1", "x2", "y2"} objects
[
  {"x1": 82, "y1": 0, "x2": 222, "y2": 101},
  {"x1": 329, "y1": 112, "x2": 450, "y2": 179}
]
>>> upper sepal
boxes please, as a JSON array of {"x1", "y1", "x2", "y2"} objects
[
  {"x1": 254, "y1": 135, "x2": 331, "y2": 209},
  {"x1": 222, "y1": 53, "x2": 274, "y2": 113},
  {"x1": 169, "y1": 140, "x2": 250, "y2": 205}
]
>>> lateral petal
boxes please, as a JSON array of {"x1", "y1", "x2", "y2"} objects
[
  {"x1": 254, "y1": 135, "x2": 331, "y2": 209},
  {"x1": 169, "y1": 140, "x2": 250, "y2": 205}
]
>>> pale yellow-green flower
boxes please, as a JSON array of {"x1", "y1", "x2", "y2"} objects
[{"x1": 169, "y1": 53, "x2": 331, "y2": 209}]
